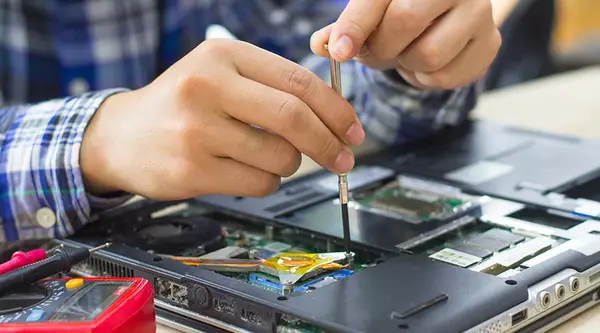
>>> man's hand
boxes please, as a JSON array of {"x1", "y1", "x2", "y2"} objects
[
  {"x1": 311, "y1": 0, "x2": 502, "y2": 90},
  {"x1": 80, "y1": 39, "x2": 364, "y2": 200}
]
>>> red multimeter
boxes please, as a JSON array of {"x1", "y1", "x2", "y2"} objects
[{"x1": 0, "y1": 277, "x2": 155, "y2": 333}]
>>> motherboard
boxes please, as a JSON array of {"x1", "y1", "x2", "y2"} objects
[
  {"x1": 70, "y1": 201, "x2": 391, "y2": 333},
  {"x1": 66, "y1": 173, "x2": 594, "y2": 333}
]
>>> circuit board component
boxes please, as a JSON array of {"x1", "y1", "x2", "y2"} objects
[
  {"x1": 429, "y1": 248, "x2": 482, "y2": 268},
  {"x1": 424, "y1": 223, "x2": 563, "y2": 276},
  {"x1": 249, "y1": 269, "x2": 354, "y2": 294},
  {"x1": 353, "y1": 176, "x2": 477, "y2": 224},
  {"x1": 470, "y1": 237, "x2": 556, "y2": 275}
]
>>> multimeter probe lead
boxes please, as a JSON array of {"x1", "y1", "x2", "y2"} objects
[{"x1": 0, "y1": 243, "x2": 110, "y2": 295}]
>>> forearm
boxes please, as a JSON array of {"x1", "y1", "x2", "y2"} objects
[{"x1": 0, "y1": 90, "x2": 133, "y2": 242}]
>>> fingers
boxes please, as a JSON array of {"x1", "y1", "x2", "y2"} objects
[
  {"x1": 366, "y1": 0, "x2": 453, "y2": 61},
  {"x1": 395, "y1": 67, "x2": 429, "y2": 90},
  {"x1": 220, "y1": 75, "x2": 355, "y2": 174},
  {"x1": 328, "y1": 0, "x2": 391, "y2": 61},
  {"x1": 310, "y1": 23, "x2": 333, "y2": 58},
  {"x1": 414, "y1": 24, "x2": 501, "y2": 89},
  {"x1": 398, "y1": 0, "x2": 491, "y2": 73},
  {"x1": 209, "y1": 116, "x2": 302, "y2": 177},
  {"x1": 232, "y1": 42, "x2": 364, "y2": 146},
  {"x1": 490, "y1": 0, "x2": 520, "y2": 27},
  {"x1": 205, "y1": 157, "x2": 282, "y2": 197}
]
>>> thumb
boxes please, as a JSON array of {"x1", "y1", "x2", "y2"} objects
[
  {"x1": 328, "y1": 0, "x2": 390, "y2": 62},
  {"x1": 310, "y1": 24, "x2": 334, "y2": 58}
]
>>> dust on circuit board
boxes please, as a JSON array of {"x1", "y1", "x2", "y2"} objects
[
  {"x1": 74, "y1": 200, "x2": 382, "y2": 299},
  {"x1": 105, "y1": 200, "x2": 383, "y2": 297},
  {"x1": 408, "y1": 221, "x2": 567, "y2": 277},
  {"x1": 207, "y1": 213, "x2": 379, "y2": 295},
  {"x1": 352, "y1": 176, "x2": 478, "y2": 224}
]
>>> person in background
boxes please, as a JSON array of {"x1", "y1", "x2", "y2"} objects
[{"x1": 0, "y1": 0, "x2": 516, "y2": 242}]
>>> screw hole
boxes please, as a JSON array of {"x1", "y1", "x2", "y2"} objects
[
  {"x1": 153, "y1": 256, "x2": 163, "y2": 262},
  {"x1": 277, "y1": 296, "x2": 288, "y2": 301},
  {"x1": 398, "y1": 324, "x2": 409, "y2": 329},
  {"x1": 505, "y1": 279, "x2": 517, "y2": 285}
]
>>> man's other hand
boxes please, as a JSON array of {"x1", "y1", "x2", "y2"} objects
[
  {"x1": 80, "y1": 39, "x2": 364, "y2": 200},
  {"x1": 311, "y1": 0, "x2": 502, "y2": 90}
]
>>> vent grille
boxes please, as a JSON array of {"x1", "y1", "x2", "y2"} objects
[
  {"x1": 477, "y1": 320, "x2": 502, "y2": 333},
  {"x1": 74, "y1": 256, "x2": 134, "y2": 278}
]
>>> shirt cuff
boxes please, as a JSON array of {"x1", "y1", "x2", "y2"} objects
[{"x1": 0, "y1": 88, "x2": 131, "y2": 241}]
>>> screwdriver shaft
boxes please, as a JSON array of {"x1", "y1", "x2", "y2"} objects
[
  {"x1": 329, "y1": 55, "x2": 342, "y2": 94},
  {"x1": 327, "y1": 47, "x2": 351, "y2": 255}
]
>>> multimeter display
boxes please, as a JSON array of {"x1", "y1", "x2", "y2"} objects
[
  {"x1": 0, "y1": 277, "x2": 155, "y2": 333},
  {"x1": 50, "y1": 282, "x2": 132, "y2": 322}
]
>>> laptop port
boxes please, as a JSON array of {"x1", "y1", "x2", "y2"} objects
[
  {"x1": 570, "y1": 277, "x2": 580, "y2": 293},
  {"x1": 213, "y1": 298, "x2": 235, "y2": 316},
  {"x1": 540, "y1": 291, "x2": 551, "y2": 309},
  {"x1": 511, "y1": 309, "x2": 528, "y2": 326},
  {"x1": 555, "y1": 284, "x2": 566, "y2": 301}
]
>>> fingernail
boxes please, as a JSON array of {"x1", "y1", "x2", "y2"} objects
[
  {"x1": 333, "y1": 35, "x2": 353, "y2": 59},
  {"x1": 346, "y1": 123, "x2": 365, "y2": 145},
  {"x1": 334, "y1": 149, "x2": 355, "y2": 173}
]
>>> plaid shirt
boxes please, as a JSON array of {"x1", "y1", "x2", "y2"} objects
[{"x1": 0, "y1": 0, "x2": 478, "y2": 242}]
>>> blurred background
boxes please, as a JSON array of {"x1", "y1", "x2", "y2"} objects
[
  {"x1": 553, "y1": 0, "x2": 600, "y2": 70},
  {"x1": 486, "y1": 0, "x2": 600, "y2": 91}
]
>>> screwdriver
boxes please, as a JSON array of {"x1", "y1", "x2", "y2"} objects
[
  {"x1": 0, "y1": 243, "x2": 110, "y2": 295},
  {"x1": 0, "y1": 244, "x2": 64, "y2": 275},
  {"x1": 325, "y1": 44, "x2": 352, "y2": 258}
]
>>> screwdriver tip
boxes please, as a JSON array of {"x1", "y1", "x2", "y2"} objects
[{"x1": 90, "y1": 243, "x2": 111, "y2": 252}]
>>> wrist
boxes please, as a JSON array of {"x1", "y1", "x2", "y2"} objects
[{"x1": 80, "y1": 91, "x2": 132, "y2": 196}]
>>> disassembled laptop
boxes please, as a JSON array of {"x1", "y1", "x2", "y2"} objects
[{"x1": 61, "y1": 121, "x2": 600, "y2": 333}]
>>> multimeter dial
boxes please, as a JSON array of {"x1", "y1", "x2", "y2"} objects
[
  {"x1": 0, "y1": 284, "x2": 50, "y2": 314},
  {"x1": 0, "y1": 279, "x2": 132, "y2": 325},
  {"x1": 0, "y1": 277, "x2": 154, "y2": 333}
]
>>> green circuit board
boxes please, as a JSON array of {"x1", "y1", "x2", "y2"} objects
[{"x1": 354, "y1": 180, "x2": 469, "y2": 223}]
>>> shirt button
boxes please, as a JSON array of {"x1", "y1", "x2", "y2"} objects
[
  {"x1": 36, "y1": 208, "x2": 57, "y2": 228},
  {"x1": 269, "y1": 9, "x2": 288, "y2": 25},
  {"x1": 294, "y1": 19, "x2": 312, "y2": 35},
  {"x1": 68, "y1": 78, "x2": 90, "y2": 96}
]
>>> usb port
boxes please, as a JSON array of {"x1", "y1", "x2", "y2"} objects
[
  {"x1": 241, "y1": 309, "x2": 262, "y2": 324},
  {"x1": 511, "y1": 309, "x2": 528, "y2": 326},
  {"x1": 213, "y1": 299, "x2": 234, "y2": 316}
]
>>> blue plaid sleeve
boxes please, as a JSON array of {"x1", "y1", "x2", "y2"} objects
[
  {"x1": 0, "y1": 0, "x2": 480, "y2": 242},
  {"x1": 303, "y1": 57, "x2": 478, "y2": 150},
  {"x1": 0, "y1": 89, "x2": 132, "y2": 242},
  {"x1": 213, "y1": 0, "x2": 479, "y2": 151}
]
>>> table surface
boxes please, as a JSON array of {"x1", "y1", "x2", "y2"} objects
[{"x1": 157, "y1": 67, "x2": 600, "y2": 333}]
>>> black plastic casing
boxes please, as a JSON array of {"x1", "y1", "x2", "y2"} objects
[{"x1": 66, "y1": 120, "x2": 600, "y2": 332}]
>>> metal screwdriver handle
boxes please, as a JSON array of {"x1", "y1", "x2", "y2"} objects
[{"x1": 325, "y1": 44, "x2": 351, "y2": 256}]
